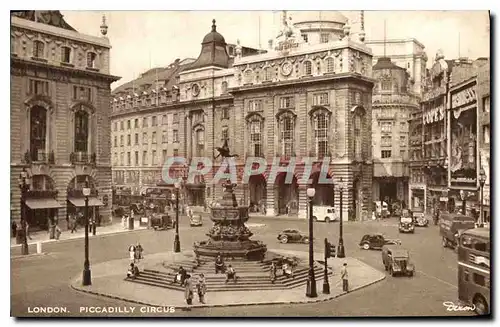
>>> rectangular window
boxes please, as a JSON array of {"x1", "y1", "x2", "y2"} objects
[
  {"x1": 121, "y1": 152, "x2": 124, "y2": 166},
  {"x1": 320, "y1": 33, "x2": 329, "y2": 43},
  {"x1": 221, "y1": 108, "x2": 230, "y2": 120},
  {"x1": 483, "y1": 96, "x2": 490, "y2": 112},
  {"x1": 120, "y1": 121, "x2": 124, "y2": 131},
  {"x1": 28, "y1": 79, "x2": 49, "y2": 96},
  {"x1": 483, "y1": 125, "x2": 490, "y2": 144},
  {"x1": 152, "y1": 131, "x2": 157, "y2": 144},
  {"x1": 381, "y1": 121, "x2": 392, "y2": 133},
  {"x1": 381, "y1": 136, "x2": 392, "y2": 147},
  {"x1": 400, "y1": 121, "x2": 406, "y2": 129},
  {"x1": 279, "y1": 96, "x2": 294, "y2": 109},
  {"x1": 162, "y1": 130, "x2": 168, "y2": 143},
  {"x1": 33, "y1": 41, "x2": 44, "y2": 58},
  {"x1": 162, "y1": 149, "x2": 167, "y2": 163},
  {"x1": 127, "y1": 120, "x2": 131, "y2": 129},
  {"x1": 473, "y1": 273, "x2": 486, "y2": 287},
  {"x1": 249, "y1": 100, "x2": 263, "y2": 112},
  {"x1": 400, "y1": 149, "x2": 406, "y2": 158},
  {"x1": 173, "y1": 149, "x2": 179, "y2": 157},
  {"x1": 381, "y1": 80, "x2": 391, "y2": 90},
  {"x1": 173, "y1": 113, "x2": 179, "y2": 123},
  {"x1": 313, "y1": 93, "x2": 329, "y2": 106},
  {"x1": 127, "y1": 134, "x2": 131, "y2": 146},
  {"x1": 152, "y1": 150, "x2": 156, "y2": 166},
  {"x1": 134, "y1": 133, "x2": 139, "y2": 145},
  {"x1": 135, "y1": 151, "x2": 139, "y2": 166},
  {"x1": 114, "y1": 122, "x2": 117, "y2": 131},
  {"x1": 61, "y1": 47, "x2": 71, "y2": 63},
  {"x1": 173, "y1": 130, "x2": 179, "y2": 142},
  {"x1": 113, "y1": 136, "x2": 117, "y2": 147},
  {"x1": 142, "y1": 151, "x2": 147, "y2": 166},
  {"x1": 400, "y1": 135, "x2": 407, "y2": 146},
  {"x1": 127, "y1": 152, "x2": 131, "y2": 166},
  {"x1": 143, "y1": 117, "x2": 148, "y2": 128},
  {"x1": 143, "y1": 132, "x2": 148, "y2": 144},
  {"x1": 381, "y1": 150, "x2": 392, "y2": 158},
  {"x1": 72, "y1": 85, "x2": 92, "y2": 102},
  {"x1": 152, "y1": 116, "x2": 157, "y2": 126},
  {"x1": 120, "y1": 135, "x2": 124, "y2": 147},
  {"x1": 162, "y1": 115, "x2": 168, "y2": 125},
  {"x1": 134, "y1": 119, "x2": 139, "y2": 128},
  {"x1": 222, "y1": 128, "x2": 229, "y2": 141}
]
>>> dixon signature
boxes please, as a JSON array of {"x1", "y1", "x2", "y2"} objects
[{"x1": 442, "y1": 301, "x2": 476, "y2": 312}]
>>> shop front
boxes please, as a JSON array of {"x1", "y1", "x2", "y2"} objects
[{"x1": 66, "y1": 175, "x2": 104, "y2": 226}]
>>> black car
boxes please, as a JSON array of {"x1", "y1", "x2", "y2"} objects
[
  {"x1": 277, "y1": 229, "x2": 309, "y2": 244},
  {"x1": 359, "y1": 234, "x2": 401, "y2": 250}
]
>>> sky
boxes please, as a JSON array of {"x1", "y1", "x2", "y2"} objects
[{"x1": 60, "y1": 10, "x2": 490, "y2": 89}]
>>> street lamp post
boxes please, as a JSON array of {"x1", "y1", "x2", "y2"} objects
[
  {"x1": 18, "y1": 168, "x2": 30, "y2": 255},
  {"x1": 337, "y1": 178, "x2": 346, "y2": 258},
  {"x1": 173, "y1": 181, "x2": 181, "y2": 253},
  {"x1": 460, "y1": 190, "x2": 466, "y2": 215},
  {"x1": 82, "y1": 180, "x2": 92, "y2": 286},
  {"x1": 305, "y1": 187, "x2": 317, "y2": 298},
  {"x1": 478, "y1": 167, "x2": 486, "y2": 228}
]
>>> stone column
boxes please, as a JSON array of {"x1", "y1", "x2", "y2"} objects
[
  {"x1": 298, "y1": 184, "x2": 308, "y2": 219},
  {"x1": 265, "y1": 182, "x2": 275, "y2": 216}
]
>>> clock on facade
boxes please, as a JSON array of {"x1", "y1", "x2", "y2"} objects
[
  {"x1": 191, "y1": 83, "x2": 200, "y2": 97},
  {"x1": 281, "y1": 62, "x2": 293, "y2": 76}
]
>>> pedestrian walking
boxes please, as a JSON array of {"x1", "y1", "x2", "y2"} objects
[
  {"x1": 55, "y1": 219, "x2": 62, "y2": 240},
  {"x1": 11, "y1": 220, "x2": 17, "y2": 238},
  {"x1": 70, "y1": 215, "x2": 78, "y2": 233},
  {"x1": 122, "y1": 215, "x2": 127, "y2": 230},
  {"x1": 196, "y1": 273, "x2": 207, "y2": 304},
  {"x1": 135, "y1": 242, "x2": 144, "y2": 262},
  {"x1": 270, "y1": 262, "x2": 277, "y2": 283},
  {"x1": 25, "y1": 221, "x2": 32, "y2": 240},
  {"x1": 341, "y1": 263, "x2": 349, "y2": 292},
  {"x1": 184, "y1": 274, "x2": 194, "y2": 307},
  {"x1": 128, "y1": 244, "x2": 136, "y2": 263}
]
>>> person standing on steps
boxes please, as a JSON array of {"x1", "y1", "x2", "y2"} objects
[
  {"x1": 341, "y1": 262, "x2": 349, "y2": 292},
  {"x1": 184, "y1": 274, "x2": 194, "y2": 308},
  {"x1": 196, "y1": 273, "x2": 207, "y2": 304}
]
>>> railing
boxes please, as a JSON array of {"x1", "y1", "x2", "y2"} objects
[
  {"x1": 24, "y1": 150, "x2": 55, "y2": 164},
  {"x1": 25, "y1": 190, "x2": 59, "y2": 199},
  {"x1": 70, "y1": 152, "x2": 96, "y2": 165}
]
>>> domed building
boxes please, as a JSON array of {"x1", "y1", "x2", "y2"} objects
[{"x1": 290, "y1": 11, "x2": 348, "y2": 44}]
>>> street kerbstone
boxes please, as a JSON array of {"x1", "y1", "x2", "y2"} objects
[{"x1": 70, "y1": 249, "x2": 386, "y2": 309}]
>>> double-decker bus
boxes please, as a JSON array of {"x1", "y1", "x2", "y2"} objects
[{"x1": 457, "y1": 228, "x2": 490, "y2": 315}]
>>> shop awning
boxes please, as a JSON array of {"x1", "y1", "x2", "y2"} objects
[
  {"x1": 25, "y1": 198, "x2": 64, "y2": 209},
  {"x1": 68, "y1": 197, "x2": 104, "y2": 207}
]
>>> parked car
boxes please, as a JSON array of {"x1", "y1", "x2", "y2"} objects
[
  {"x1": 190, "y1": 214, "x2": 203, "y2": 227},
  {"x1": 399, "y1": 216, "x2": 415, "y2": 233},
  {"x1": 313, "y1": 206, "x2": 339, "y2": 223},
  {"x1": 151, "y1": 213, "x2": 174, "y2": 230},
  {"x1": 381, "y1": 245, "x2": 415, "y2": 277},
  {"x1": 277, "y1": 229, "x2": 310, "y2": 244},
  {"x1": 439, "y1": 213, "x2": 476, "y2": 250},
  {"x1": 359, "y1": 234, "x2": 401, "y2": 250}
]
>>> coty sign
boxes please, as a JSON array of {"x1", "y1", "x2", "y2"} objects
[{"x1": 452, "y1": 86, "x2": 476, "y2": 108}]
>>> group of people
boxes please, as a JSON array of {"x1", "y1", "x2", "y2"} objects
[
  {"x1": 175, "y1": 270, "x2": 207, "y2": 306},
  {"x1": 128, "y1": 243, "x2": 144, "y2": 263},
  {"x1": 214, "y1": 254, "x2": 237, "y2": 283},
  {"x1": 269, "y1": 260, "x2": 294, "y2": 283}
]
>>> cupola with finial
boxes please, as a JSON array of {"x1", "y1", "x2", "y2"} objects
[
  {"x1": 100, "y1": 14, "x2": 108, "y2": 36},
  {"x1": 188, "y1": 19, "x2": 230, "y2": 70}
]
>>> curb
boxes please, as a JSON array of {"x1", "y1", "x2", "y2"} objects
[
  {"x1": 70, "y1": 273, "x2": 386, "y2": 310},
  {"x1": 11, "y1": 252, "x2": 48, "y2": 260},
  {"x1": 10, "y1": 227, "x2": 149, "y2": 249}
]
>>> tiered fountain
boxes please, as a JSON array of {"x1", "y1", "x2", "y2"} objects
[{"x1": 193, "y1": 179, "x2": 267, "y2": 261}]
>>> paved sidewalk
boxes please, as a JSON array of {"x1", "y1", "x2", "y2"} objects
[
  {"x1": 71, "y1": 249, "x2": 385, "y2": 310},
  {"x1": 11, "y1": 218, "x2": 147, "y2": 248}
]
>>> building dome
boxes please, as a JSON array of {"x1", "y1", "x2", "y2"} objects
[
  {"x1": 290, "y1": 11, "x2": 348, "y2": 25},
  {"x1": 202, "y1": 19, "x2": 226, "y2": 44}
]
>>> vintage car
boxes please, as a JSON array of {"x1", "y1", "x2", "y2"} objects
[
  {"x1": 277, "y1": 229, "x2": 310, "y2": 244},
  {"x1": 439, "y1": 213, "x2": 476, "y2": 250},
  {"x1": 190, "y1": 214, "x2": 203, "y2": 227},
  {"x1": 399, "y1": 216, "x2": 415, "y2": 233},
  {"x1": 359, "y1": 234, "x2": 401, "y2": 250},
  {"x1": 312, "y1": 206, "x2": 339, "y2": 223},
  {"x1": 411, "y1": 210, "x2": 428, "y2": 227},
  {"x1": 382, "y1": 245, "x2": 415, "y2": 277},
  {"x1": 374, "y1": 201, "x2": 391, "y2": 219},
  {"x1": 130, "y1": 203, "x2": 145, "y2": 216},
  {"x1": 151, "y1": 213, "x2": 174, "y2": 230}
]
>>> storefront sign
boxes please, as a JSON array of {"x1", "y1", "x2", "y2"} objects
[
  {"x1": 423, "y1": 105, "x2": 445, "y2": 125},
  {"x1": 451, "y1": 86, "x2": 476, "y2": 109}
]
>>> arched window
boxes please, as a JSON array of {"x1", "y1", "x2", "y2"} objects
[
  {"x1": 30, "y1": 106, "x2": 47, "y2": 161},
  {"x1": 304, "y1": 61, "x2": 312, "y2": 75},
  {"x1": 33, "y1": 40, "x2": 44, "y2": 58},
  {"x1": 195, "y1": 128, "x2": 205, "y2": 157},
  {"x1": 265, "y1": 67, "x2": 273, "y2": 81},
  {"x1": 249, "y1": 119, "x2": 263, "y2": 157},
  {"x1": 279, "y1": 115, "x2": 295, "y2": 157},
  {"x1": 314, "y1": 113, "x2": 329, "y2": 158},
  {"x1": 221, "y1": 81, "x2": 228, "y2": 94},
  {"x1": 74, "y1": 110, "x2": 89, "y2": 153},
  {"x1": 87, "y1": 52, "x2": 97, "y2": 68},
  {"x1": 244, "y1": 70, "x2": 253, "y2": 84},
  {"x1": 326, "y1": 57, "x2": 334, "y2": 73},
  {"x1": 354, "y1": 113, "x2": 362, "y2": 160}
]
